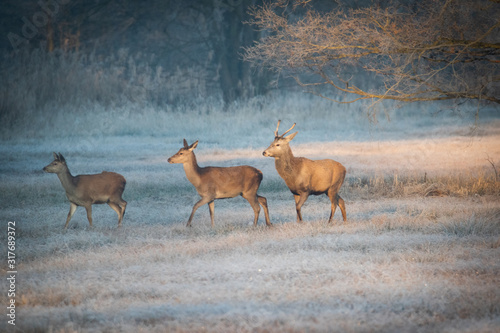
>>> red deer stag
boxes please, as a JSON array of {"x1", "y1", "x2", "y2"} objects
[
  {"x1": 168, "y1": 139, "x2": 271, "y2": 227},
  {"x1": 43, "y1": 153, "x2": 127, "y2": 229},
  {"x1": 263, "y1": 121, "x2": 346, "y2": 223}
]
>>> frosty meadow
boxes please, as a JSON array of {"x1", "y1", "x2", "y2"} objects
[{"x1": 0, "y1": 94, "x2": 499, "y2": 332}]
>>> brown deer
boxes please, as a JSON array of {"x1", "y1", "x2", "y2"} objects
[
  {"x1": 263, "y1": 121, "x2": 347, "y2": 223},
  {"x1": 168, "y1": 139, "x2": 271, "y2": 227},
  {"x1": 43, "y1": 152, "x2": 127, "y2": 229}
]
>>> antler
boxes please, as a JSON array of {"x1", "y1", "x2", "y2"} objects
[
  {"x1": 274, "y1": 120, "x2": 281, "y2": 138},
  {"x1": 275, "y1": 120, "x2": 296, "y2": 138},
  {"x1": 281, "y1": 122, "x2": 296, "y2": 137}
]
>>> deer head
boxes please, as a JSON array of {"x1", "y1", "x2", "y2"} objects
[
  {"x1": 263, "y1": 120, "x2": 298, "y2": 157},
  {"x1": 168, "y1": 139, "x2": 199, "y2": 164},
  {"x1": 43, "y1": 152, "x2": 68, "y2": 173}
]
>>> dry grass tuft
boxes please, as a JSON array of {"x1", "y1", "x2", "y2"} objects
[{"x1": 345, "y1": 171, "x2": 500, "y2": 200}]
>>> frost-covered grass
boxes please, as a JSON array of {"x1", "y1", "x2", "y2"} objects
[{"x1": 0, "y1": 94, "x2": 499, "y2": 332}]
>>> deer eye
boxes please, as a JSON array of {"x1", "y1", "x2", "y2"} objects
[{"x1": 275, "y1": 144, "x2": 280, "y2": 147}]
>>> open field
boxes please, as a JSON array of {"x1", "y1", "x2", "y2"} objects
[{"x1": 1, "y1": 95, "x2": 499, "y2": 332}]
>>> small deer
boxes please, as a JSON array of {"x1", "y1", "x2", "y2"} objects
[
  {"x1": 263, "y1": 121, "x2": 347, "y2": 223},
  {"x1": 43, "y1": 152, "x2": 127, "y2": 229},
  {"x1": 168, "y1": 139, "x2": 271, "y2": 227}
]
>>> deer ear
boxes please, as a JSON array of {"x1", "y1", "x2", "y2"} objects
[
  {"x1": 53, "y1": 152, "x2": 59, "y2": 160},
  {"x1": 285, "y1": 131, "x2": 298, "y2": 142},
  {"x1": 183, "y1": 139, "x2": 189, "y2": 149},
  {"x1": 58, "y1": 153, "x2": 66, "y2": 163},
  {"x1": 189, "y1": 140, "x2": 199, "y2": 150}
]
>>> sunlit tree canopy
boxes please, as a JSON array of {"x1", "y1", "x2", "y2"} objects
[{"x1": 244, "y1": 0, "x2": 500, "y2": 105}]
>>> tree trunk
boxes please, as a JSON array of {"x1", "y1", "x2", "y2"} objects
[{"x1": 212, "y1": 0, "x2": 271, "y2": 106}]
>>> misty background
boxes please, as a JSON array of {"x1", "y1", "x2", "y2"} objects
[
  {"x1": 1, "y1": 0, "x2": 468, "y2": 142},
  {"x1": 1, "y1": 0, "x2": 284, "y2": 118}
]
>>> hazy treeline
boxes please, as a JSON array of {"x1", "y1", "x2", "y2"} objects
[
  {"x1": 2, "y1": 0, "x2": 495, "y2": 124},
  {"x1": 1, "y1": 0, "x2": 275, "y2": 108},
  {"x1": 0, "y1": 0, "x2": 386, "y2": 114}
]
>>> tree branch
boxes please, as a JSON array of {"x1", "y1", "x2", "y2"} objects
[{"x1": 244, "y1": 0, "x2": 500, "y2": 105}]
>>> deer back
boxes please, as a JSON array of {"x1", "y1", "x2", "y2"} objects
[
  {"x1": 72, "y1": 172, "x2": 126, "y2": 203},
  {"x1": 198, "y1": 165, "x2": 262, "y2": 198}
]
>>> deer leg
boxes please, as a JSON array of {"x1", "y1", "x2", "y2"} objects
[
  {"x1": 84, "y1": 204, "x2": 93, "y2": 228},
  {"x1": 327, "y1": 189, "x2": 347, "y2": 223},
  {"x1": 119, "y1": 199, "x2": 127, "y2": 222},
  {"x1": 294, "y1": 193, "x2": 309, "y2": 223},
  {"x1": 338, "y1": 195, "x2": 347, "y2": 222},
  {"x1": 208, "y1": 201, "x2": 215, "y2": 228},
  {"x1": 257, "y1": 195, "x2": 272, "y2": 226},
  {"x1": 108, "y1": 202, "x2": 123, "y2": 226},
  {"x1": 64, "y1": 202, "x2": 78, "y2": 229},
  {"x1": 243, "y1": 193, "x2": 261, "y2": 226},
  {"x1": 293, "y1": 195, "x2": 302, "y2": 222},
  {"x1": 327, "y1": 193, "x2": 338, "y2": 223},
  {"x1": 187, "y1": 197, "x2": 211, "y2": 227}
]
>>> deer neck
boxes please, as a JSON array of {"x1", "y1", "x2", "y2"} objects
[
  {"x1": 182, "y1": 154, "x2": 203, "y2": 187},
  {"x1": 275, "y1": 146, "x2": 296, "y2": 176},
  {"x1": 56, "y1": 167, "x2": 77, "y2": 194}
]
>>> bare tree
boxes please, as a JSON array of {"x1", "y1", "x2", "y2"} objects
[{"x1": 244, "y1": 0, "x2": 500, "y2": 106}]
